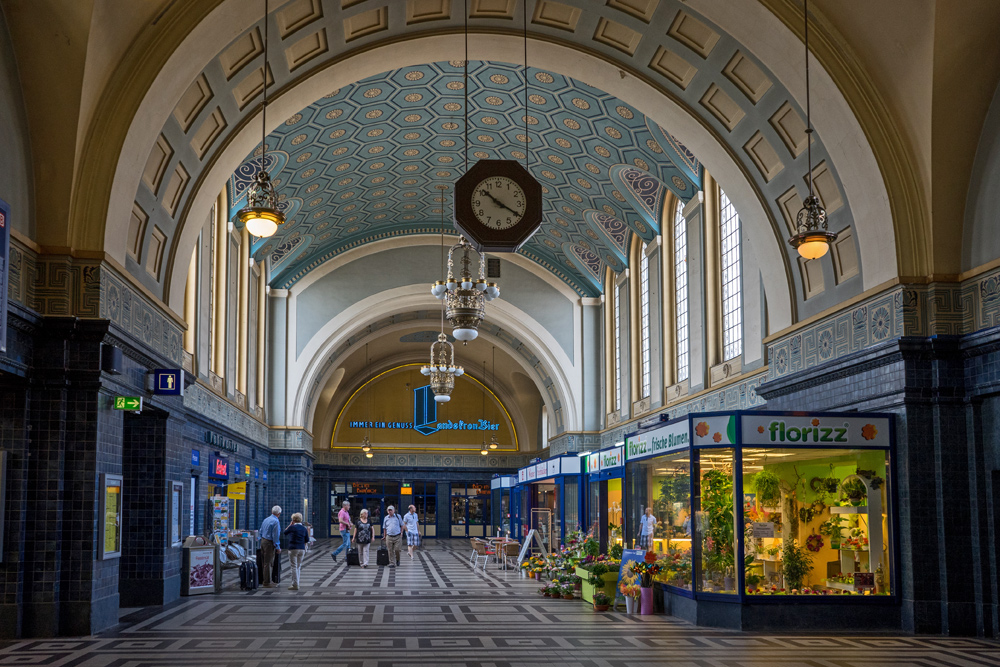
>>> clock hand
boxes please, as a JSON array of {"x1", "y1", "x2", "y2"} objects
[{"x1": 480, "y1": 189, "x2": 519, "y2": 216}]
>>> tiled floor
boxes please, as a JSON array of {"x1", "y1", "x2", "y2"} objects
[{"x1": 2, "y1": 540, "x2": 999, "y2": 666}]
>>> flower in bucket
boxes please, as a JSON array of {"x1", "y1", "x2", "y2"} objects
[{"x1": 619, "y1": 583, "x2": 641, "y2": 599}]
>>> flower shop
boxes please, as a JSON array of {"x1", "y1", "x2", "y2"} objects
[
  {"x1": 622, "y1": 411, "x2": 900, "y2": 631},
  {"x1": 583, "y1": 445, "x2": 625, "y2": 552},
  {"x1": 513, "y1": 455, "x2": 583, "y2": 551}
]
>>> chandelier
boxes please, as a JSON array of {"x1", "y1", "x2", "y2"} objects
[
  {"x1": 421, "y1": 333, "x2": 464, "y2": 402},
  {"x1": 431, "y1": 236, "x2": 499, "y2": 342},
  {"x1": 787, "y1": 0, "x2": 836, "y2": 260},
  {"x1": 361, "y1": 343, "x2": 374, "y2": 458},
  {"x1": 236, "y1": 0, "x2": 285, "y2": 239}
]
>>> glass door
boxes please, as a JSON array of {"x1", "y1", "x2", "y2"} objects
[
  {"x1": 468, "y1": 494, "x2": 488, "y2": 537},
  {"x1": 451, "y1": 495, "x2": 468, "y2": 537}
]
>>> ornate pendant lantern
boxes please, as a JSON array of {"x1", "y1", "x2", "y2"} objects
[
  {"x1": 420, "y1": 333, "x2": 464, "y2": 402},
  {"x1": 788, "y1": 0, "x2": 836, "y2": 259},
  {"x1": 431, "y1": 236, "x2": 499, "y2": 342},
  {"x1": 236, "y1": 0, "x2": 285, "y2": 239}
]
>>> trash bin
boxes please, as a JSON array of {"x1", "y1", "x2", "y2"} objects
[{"x1": 181, "y1": 536, "x2": 220, "y2": 596}]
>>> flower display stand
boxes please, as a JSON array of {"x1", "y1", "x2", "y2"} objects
[{"x1": 577, "y1": 566, "x2": 617, "y2": 604}]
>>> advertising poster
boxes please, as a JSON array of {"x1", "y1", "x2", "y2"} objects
[
  {"x1": 100, "y1": 474, "x2": 123, "y2": 559},
  {"x1": 187, "y1": 548, "x2": 215, "y2": 591},
  {"x1": 170, "y1": 481, "x2": 183, "y2": 546},
  {"x1": 615, "y1": 548, "x2": 645, "y2": 605}
]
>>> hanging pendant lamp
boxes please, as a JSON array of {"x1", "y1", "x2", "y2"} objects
[
  {"x1": 788, "y1": 0, "x2": 835, "y2": 259},
  {"x1": 361, "y1": 343, "x2": 375, "y2": 457},
  {"x1": 236, "y1": 0, "x2": 285, "y2": 238},
  {"x1": 424, "y1": 210, "x2": 465, "y2": 399}
]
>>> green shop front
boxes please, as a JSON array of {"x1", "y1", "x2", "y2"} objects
[
  {"x1": 583, "y1": 446, "x2": 625, "y2": 552},
  {"x1": 624, "y1": 411, "x2": 899, "y2": 631}
]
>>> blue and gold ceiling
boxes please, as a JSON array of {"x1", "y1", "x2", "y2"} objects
[{"x1": 228, "y1": 61, "x2": 702, "y2": 296}]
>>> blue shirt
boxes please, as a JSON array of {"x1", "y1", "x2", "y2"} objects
[
  {"x1": 383, "y1": 513, "x2": 403, "y2": 536},
  {"x1": 283, "y1": 523, "x2": 309, "y2": 550},
  {"x1": 260, "y1": 514, "x2": 281, "y2": 548},
  {"x1": 402, "y1": 512, "x2": 419, "y2": 533}
]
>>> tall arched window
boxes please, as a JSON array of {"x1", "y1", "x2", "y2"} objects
[
  {"x1": 639, "y1": 242, "x2": 651, "y2": 398},
  {"x1": 613, "y1": 277, "x2": 622, "y2": 411},
  {"x1": 719, "y1": 188, "x2": 743, "y2": 361},
  {"x1": 674, "y1": 203, "x2": 689, "y2": 382}
]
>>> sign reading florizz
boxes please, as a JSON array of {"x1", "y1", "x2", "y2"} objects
[
  {"x1": 625, "y1": 419, "x2": 689, "y2": 461},
  {"x1": 740, "y1": 414, "x2": 890, "y2": 447}
]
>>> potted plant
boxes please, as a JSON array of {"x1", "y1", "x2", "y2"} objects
[
  {"x1": 609, "y1": 543, "x2": 624, "y2": 560},
  {"x1": 592, "y1": 591, "x2": 611, "y2": 611},
  {"x1": 570, "y1": 574, "x2": 582, "y2": 591},
  {"x1": 841, "y1": 478, "x2": 868, "y2": 506},
  {"x1": 752, "y1": 469, "x2": 782, "y2": 508},
  {"x1": 781, "y1": 540, "x2": 815, "y2": 592},
  {"x1": 561, "y1": 584, "x2": 575, "y2": 600},
  {"x1": 745, "y1": 572, "x2": 762, "y2": 593}
]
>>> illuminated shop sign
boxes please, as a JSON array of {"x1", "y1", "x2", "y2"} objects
[
  {"x1": 208, "y1": 454, "x2": 229, "y2": 480},
  {"x1": 626, "y1": 420, "x2": 689, "y2": 461},
  {"x1": 586, "y1": 452, "x2": 600, "y2": 474},
  {"x1": 600, "y1": 447, "x2": 624, "y2": 470},
  {"x1": 349, "y1": 385, "x2": 500, "y2": 436},
  {"x1": 739, "y1": 414, "x2": 890, "y2": 447}
]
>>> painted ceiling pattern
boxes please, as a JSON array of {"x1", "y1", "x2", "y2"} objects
[{"x1": 227, "y1": 60, "x2": 702, "y2": 296}]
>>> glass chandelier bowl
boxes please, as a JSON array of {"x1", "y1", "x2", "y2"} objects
[
  {"x1": 790, "y1": 194, "x2": 836, "y2": 259},
  {"x1": 237, "y1": 170, "x2": 286, "y2": 238},
  {"x1": 480, "y1": 441, "x2": 489, "y2": 456},
  {"x1": 420, "y1": 333, "x2": 464, "y2": 402},
  {"x1": 365, "y1": 450, "x2": 373, "y2": 459},
  {"x1": 431, "y1": 236, "x2": 498, "y2": 343}
]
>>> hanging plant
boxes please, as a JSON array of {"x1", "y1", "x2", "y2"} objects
[
  {"x1": 752, "y1": 469, "x2": 782, "y2": 507},
  {"x1": 841, "y1": 478, "x2": 868, "y2": 504}
]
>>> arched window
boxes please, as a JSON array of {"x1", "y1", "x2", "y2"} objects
[
  {"x1": 639, "y1": 242, "x2": 650, "y2": 398},
  {"x1": 719, "y1": 188, "x2": 742, "y2": 360},
  {"x1": 674, "y1": 203, "x2": 689, "y2": 382},
  {"x1": 613, "y1": 276, "x2": 622, "y2": 411}
]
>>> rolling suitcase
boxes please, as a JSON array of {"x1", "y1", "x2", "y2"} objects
[
  {"x1": 346, "y1": 547, "x2": 360, "y2": 566},
  {"x1": 376, "y1": 543, "x2": 390, "y2": 567},
  {"x1": 272, "y1": 550, "x2": 282, "y2": 584},
  {"x1": 240, "y1": 559, "x2": 258, "y2": 591}
]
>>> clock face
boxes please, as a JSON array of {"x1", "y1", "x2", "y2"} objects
[{"x1": 471, "y1": 177, "x2": 526, "y2": 230}]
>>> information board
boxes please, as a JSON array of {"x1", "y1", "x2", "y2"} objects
[{"x1": 99, "y1": 473, "x2": 123, "y2": 560}]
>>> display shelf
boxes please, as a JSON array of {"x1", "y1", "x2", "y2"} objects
[
  {"x1": 830, "y1": 506, "x2": 867, "y2": 514},
  {"x1": 824, "y1": 580, "x2": 854, "y2": 592}
]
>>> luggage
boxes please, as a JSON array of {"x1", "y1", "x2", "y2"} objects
[
  {"x1": 240, "y1": 559, "x2": 258, "y2": 591},
  {"x1": 272, "y1": 550, "x2": 282, "y2": 584},
  {"x1": 376, "y1": 545, "x2": 390, "y2": 567},
  {"x1": 346, "y1": 547, "x2": 360, "y2": 566}
]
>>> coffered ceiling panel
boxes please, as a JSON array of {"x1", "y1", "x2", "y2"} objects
[{"x1": 227, "y1": 60, "x2": 701, "y2": 295}]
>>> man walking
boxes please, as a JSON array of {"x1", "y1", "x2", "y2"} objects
[
  {"x1": 259, "y1": 506, "x2": 282, "y2": 588},
  {"x1": 383, "y1": 505, "x2": 403, "y2": 567},
  {"x1": 331, "y1": 500, "x2": 353, "y2": 563}
]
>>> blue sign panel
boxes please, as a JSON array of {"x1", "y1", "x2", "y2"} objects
[
  {"x1": 153, "y1": 369, "x2": 183, "y2": 395},
  {"x1": 254, "y1": 467, "x2": 259, "y2": 479},
  {"x1": 413, "y1": 385, "x2": 437, "y2": 435},
  {"x1": 191, "y1": 449, "x2": 200, "y2": 466},
  {"x1": 263, "y1": 471, "x2": 268, "y2": 482}
]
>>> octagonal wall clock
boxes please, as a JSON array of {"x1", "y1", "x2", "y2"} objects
[{"x1": 454, "y1": 159, "x2": 542, "y2": 252}]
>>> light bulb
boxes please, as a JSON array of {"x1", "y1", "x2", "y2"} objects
[
  {"x1": 453, "y1": 328, "x2": 478, "y2": 342},
  {"x1": 454, "y1": 368, "x2": 464, "y2": 377},
  {"x1": 475, "y1": 281, "x2": 487, "y2": 292},
  {"x1": 461, "y1": 280, "x2": 473, "y2": 289},
  {"x1": 446, "y1": 280, "x2": 457, "y2": 290},
  {"x1": 431, "y1": 282, "x2": 447, "y2": 298},
  {"x1": 365, "y1": 451, "x2": 373, "y2": 458},
  {"x1": 480, "y1": 448, "x2": 488, "y2": 455}
]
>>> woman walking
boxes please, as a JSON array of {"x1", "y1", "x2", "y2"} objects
[
  {"x1": 403, "y1": 504, "x2": 420, "y2": 559},
  {"x1": 283, "y1": 512, "x2": 310, "y2": 591},
  {"x1": 355, "y1": 509, "x2": 373, "y2": 568}
]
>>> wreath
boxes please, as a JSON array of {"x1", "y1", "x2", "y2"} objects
[{"x1": 805, "y1": 533, "x2": 824, "y2": 552}]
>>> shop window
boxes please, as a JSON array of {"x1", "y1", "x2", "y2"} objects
[
  {"x1": 674, "y1": 203, "x2": 689, "y2": 382},
  {"x1": 719, "y1": 189, "x2": 742, "y2": 361},
  {"x1": 743, "y1": 448, "x2": 892, "y2": 596},
  {"x1": 639, "y1": 243, "x2": 651, "y2": 398},
  {"x1": 695, "y1": 448, "x2": 737, "y2": 595},
  {"x1": 564, "y1": 478, "x2": 579, "y2": 534},
  {"x1": 625, "y1": 451, "x2": 692, "y2": 590}
]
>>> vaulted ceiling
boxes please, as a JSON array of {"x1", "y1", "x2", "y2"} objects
[{"x1": 228, "y1": 60, "x2": 702, "y2": 296}]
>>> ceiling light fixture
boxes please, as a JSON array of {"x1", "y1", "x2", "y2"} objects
[
  {"x1": 431, "y1": 1, "x2": 499, "y2": 341},
  {"x1": 236, "y1": 0, "x2": 286, "y2": 239},
  {"x1": 788, "y1": 0, "x2": 836, "y2": 260},
  {"x1": 423, "y1": 211, "x2": 465, "y2": 399},
  {"x1": 361, "y1": 342, "x2": 375, "y2": 458}
]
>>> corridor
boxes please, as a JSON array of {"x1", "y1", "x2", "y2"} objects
[{"x1": 0, "y1": 541, "x2": 997, "y2": 666}]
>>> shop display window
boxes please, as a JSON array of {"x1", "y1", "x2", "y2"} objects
[
  {"x1": 625, "y1": 452, "x2": 692, "y2": 590},
  {"x1": 695, "y1": 449, "x2": 738, "y2": 595},
  {"x1": 587, "y1": 479, "x2": 600, "y2": 537},
  {"x1": 564, "y1": 479, "x2": 579, "y2": 534},
  {"x1": 742, "y1": 448, "x2": 892, "y2": 597}
]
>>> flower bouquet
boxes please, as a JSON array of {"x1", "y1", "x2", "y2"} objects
[
  {"x1": 632, "y1": 551, "x2": 663, "y2": 588},
  {"x1": 619, "y1": 583, "x2": 641, "y2": 614}
]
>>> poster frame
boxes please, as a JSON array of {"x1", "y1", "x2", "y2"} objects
[
  {"x1": 98, "y1": 472, "x2": 123, "y2": 560},
  {"x1": 168, "y1": 480, "x2": 184, "y2": 547}
]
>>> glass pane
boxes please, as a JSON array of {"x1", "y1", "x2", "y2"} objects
[
  {"x1": 468, "y1": 497, "x2": 487, "y2": 525},
  {"x1": 588, "y1": 480, "x2": 601, "y2": 538},
  {"x1": 696, "y1": 449, "x2": 737, "y2": 594},
  {"x1": 564, "y1": 479, "x2": 579, "y2": 536},
  {"x1": 607, "y1": 478, "x2": 623, "y2": 548},
  {"x1": 451, "y1": 496, "x2": 466, "y2": 524},
  {"x1": 742, "y1": 447, "x2": 892, "y2": 597},
  {"x1": 626, "y1": 452, "x2": 692, "y2": 590}
]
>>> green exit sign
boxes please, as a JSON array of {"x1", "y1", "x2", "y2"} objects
[{"x1": 114, "y1": 396, "x2": 142, "y2": 411}]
